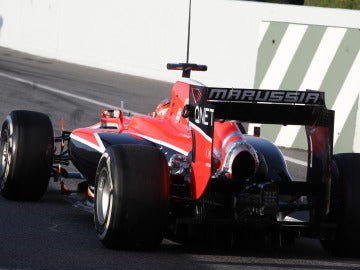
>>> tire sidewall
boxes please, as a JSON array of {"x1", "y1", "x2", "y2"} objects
[
  {"x1": 94, "y1": 150, "x2": 119, "y2": 242},
  {"x1": 94, "y1": 144, "x2": 170, "y2": 249},
  {"x1": 0, "y1": 110, "x2": 54, "y2": 201}
]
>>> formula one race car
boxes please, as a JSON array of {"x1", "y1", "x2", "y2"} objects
[{"x1": 1, "y1": 63, "x2": 360, "y2": 256}]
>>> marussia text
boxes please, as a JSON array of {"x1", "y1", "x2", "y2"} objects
[{"x1": 208, "y1": 88, "x2": 322, "y2": 104}]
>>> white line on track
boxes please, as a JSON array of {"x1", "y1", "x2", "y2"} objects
[
  {"x1": 0, "y1": 71, "x2": 307, "y2": 167},
  {"x1": 283, "y1": 155, "x2": 307, "y2": 167},
  {"x1": 0, "y1": 71, "x2": 141, "y2": 116}
]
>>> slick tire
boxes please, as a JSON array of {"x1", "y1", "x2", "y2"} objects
[
  {"x1": 0, "y1": 110, "x2": 54, "y2": 201},
  {"x1": 94, "y1": 144, "x2": 170, "y2": 249},
  {"x1": 322, "y1": 153, "x2": 360, "y2": 257}
]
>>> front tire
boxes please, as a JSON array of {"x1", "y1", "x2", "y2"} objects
[
  {"x1": 94, "y1": 144, "x2": 170, "y2": 249},
  {"x1": 0, "y1": 110, "x2": 54, "y2": 201}
]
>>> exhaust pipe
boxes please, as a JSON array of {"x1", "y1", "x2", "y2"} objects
[{"x1": 221, "y1": 142, "x2": 259, "y2": 180}]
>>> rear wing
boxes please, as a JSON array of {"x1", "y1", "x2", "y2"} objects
[
  {"x1": 192, "y1": 86, "x2": 331, "y2": 126},
  {"x1": 186, "y1": 85, "x2": 335, "y2": 214}
]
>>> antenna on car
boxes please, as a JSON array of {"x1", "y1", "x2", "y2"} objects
[
  {"x1": 167, "y1": 0, "x2": 207, "y2": 78},
  {"x1": 186, "y1": 0, "x2": 192, "y2": 65}
]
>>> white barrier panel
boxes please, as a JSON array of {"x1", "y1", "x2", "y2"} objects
[
  {"x1": 252, "y1": 21, "x2": 360, "y2": 153},
  {"x1": 0, "y1": 0, "x2": 190, "y2": 82}
]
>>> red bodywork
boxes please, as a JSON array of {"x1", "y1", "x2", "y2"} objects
[{"x1": 71, "y1": 80, "x2": 250, "y2": 199}]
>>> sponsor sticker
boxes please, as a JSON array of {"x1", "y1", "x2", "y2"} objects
[
  {"x1": 189, "y1": 86, "x2": 214, "y2": 138},
  {"x1": 208, "y1": 88, "x2": 323, "y2": 105}
]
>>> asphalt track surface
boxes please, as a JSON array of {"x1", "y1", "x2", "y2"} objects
[{"x1": 0, "y1": 47, "x2": 359, "y2": 270}]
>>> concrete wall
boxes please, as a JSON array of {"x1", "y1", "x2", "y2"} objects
[{"x1": 0, "y1": 0, "x2": 359, "y2": 151}]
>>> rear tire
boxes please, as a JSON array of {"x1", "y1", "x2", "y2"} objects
[
  {"x1": 94, "y1": 144, "x2": 170, "y2": 249},
  {"x1": 0, "y1": 110, "x2": 54, "y2": 201},
  {"x1": 322, "y1": 153, "x2": 360, "y2": 256}
]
